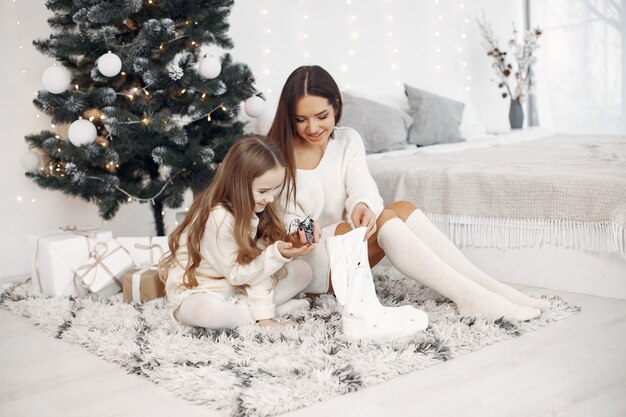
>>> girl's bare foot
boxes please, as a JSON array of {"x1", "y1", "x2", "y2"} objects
[{"x1": 257, "y1": 319, "x2": 299, "y2": 329}]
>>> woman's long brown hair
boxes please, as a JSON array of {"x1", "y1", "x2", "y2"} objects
[
  {"x1": 266, "y1": 65, "x2": 342, "y2": 208},
  {"x1": 160, "y1": 135, "x2": 287, "y2": 288}
]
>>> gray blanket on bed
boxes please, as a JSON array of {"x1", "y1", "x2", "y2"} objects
[{"x1": 367, "y1": 134, "x2": 626, "y2": 257}]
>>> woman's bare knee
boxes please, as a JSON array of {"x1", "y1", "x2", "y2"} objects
[
  {"x1": 334, "y1": 222, "x2": 352, "y2": 236},
  {"x1": 385, "y1": 200, "x2": 417, "y2": 222},
  {"x1": 376, "y1": 208, "x2": 399, "y2": 229}
]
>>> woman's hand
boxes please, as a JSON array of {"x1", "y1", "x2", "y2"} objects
[
  {"x1": 312, "y1": 222, "x2": 322, "y2": 243},
  {"x1": 351, "y1": 203, "x2": 377, "y2": 240},
  {"x1": 277, "y1": 241, "x2": 315, "y2": 258}
]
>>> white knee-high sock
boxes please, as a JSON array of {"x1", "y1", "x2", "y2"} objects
[
  {"x1": 404, "y1": 210, "x2": 550, "y2": 311},
  {"x1": 177, "y1": 293, "x2": 253, "y2": 330},
  {"x1": 378, "y1": 218, "x2": 541, "y2": 321},
  {"x1": 273, "y1": 260, "x2": 312, "y2": 304},
  {"x1": 274, "y1": 260, "x2": 312, "y2": 317},
  {"x1": 276, "y1": 299, "x2": 310, "y2": 316}
]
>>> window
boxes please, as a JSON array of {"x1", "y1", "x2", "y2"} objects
[{"x1": 531, "y1": 0, "x2": 625, "y2": 134}]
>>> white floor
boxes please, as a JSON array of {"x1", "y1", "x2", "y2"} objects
[{"x1": 1, "y1": 285, "x2": 626, "y2": 417}]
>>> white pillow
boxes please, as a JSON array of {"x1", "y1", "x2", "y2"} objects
[
  {"x1": 405, "y1": 84, "x2": 465, "y2": 146},
  {"x1": 340, "y1": 91, "x2": 413, "y2": 153},
  {"x1": 344, "y1": 88, "x2": 486, "y2": 142},
  {"x1": 459, "y1": 100, "x2": 487, "y2": 141},
  {"x1": 413, "y1": 85, "x2": 486, "y2": 141}
]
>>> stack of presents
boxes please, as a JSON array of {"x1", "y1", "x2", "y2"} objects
[{"x1": 28, "y1": 226, "x2": 168, "y2": 303}]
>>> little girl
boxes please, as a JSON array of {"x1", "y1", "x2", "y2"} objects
[{"x1": 160, "y1": 134, "x2": 314, "y2": 329}]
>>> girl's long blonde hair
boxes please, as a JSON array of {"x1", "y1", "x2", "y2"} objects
[{"x1": 160, "y1": 134, "x2": 287, "y2": 288}]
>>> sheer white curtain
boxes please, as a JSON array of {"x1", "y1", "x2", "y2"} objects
[{"x1": 531, "y1": 0, "x2": 625, "y2": 134}]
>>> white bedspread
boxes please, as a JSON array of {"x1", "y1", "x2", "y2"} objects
[{"x1": 367, "y1": 130, "x2": 626, "y2": 259}]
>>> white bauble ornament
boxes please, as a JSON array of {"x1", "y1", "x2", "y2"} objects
[
  {"x1": 97, "y1": 52, "x2": 122, "y2": 77},
  {"x1": 244, "y1": 95, "x2": 265, "y2": 118},
  {"x1": 42, "y1": 66, "x2": 71, "y2": 94},
  {"x1": 20, "y1": 151, "x2": 41, "y2": 172},
  {"x1": 68, "y1": 119, "x2": 97, "y2": 146},
  {"x1": 198, "y1": 56, "x2": 221, "y2": 79}
]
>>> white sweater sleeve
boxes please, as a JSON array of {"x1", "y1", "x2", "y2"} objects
[
  {"x1": 342, "y1": 129, "x2": 385, "y2": 226},
  {"x1": 201, "y1": 207, "x2": 290, "y2": 287}
]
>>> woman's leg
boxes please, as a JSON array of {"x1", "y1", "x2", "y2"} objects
[
  {"x1": 176, "y1": 293, "x2": 253, "y2": 329},
  {"x1": 335, "y1": 222, "x2": 386, "y2": 268},
  {"x1": 273, "y1": 260, "x2": 312, "y2": 316},
  {"x1": 376, "y1": 209, "x2": 540, "y2": 321},
  {"x1": 386, "y1": 201, "x2": 549, "y2": 311}
]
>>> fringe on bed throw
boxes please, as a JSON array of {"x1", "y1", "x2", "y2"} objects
[{"x1": 426, "y1": 213, "x2": 626, "y2": 261}]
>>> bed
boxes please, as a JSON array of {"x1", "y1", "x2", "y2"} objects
[{"x1": 366, "y1": 128, "x2": 626, "y2": 299}]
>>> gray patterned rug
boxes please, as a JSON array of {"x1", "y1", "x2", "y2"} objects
[{"x1": 0, "y1": 266, "x2": 579, "y2": 417}]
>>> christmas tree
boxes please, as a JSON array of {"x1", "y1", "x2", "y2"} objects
[{"x1": 23, "y1": 0, "x2": 260, "y2": 236}]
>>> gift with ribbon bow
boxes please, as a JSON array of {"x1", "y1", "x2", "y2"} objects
[
  {"x1": 27, "y1": 225, "x2": 113, "y2": 297},
  {"x1": 77, "y1": 239, "x2": 134, "y2": 296},
  {"x1": 117, "y1": 237, "x2": 169, "y2": 266},
  {"x1": 122, "y1": 265, "x2": 165, "y2": 304}
]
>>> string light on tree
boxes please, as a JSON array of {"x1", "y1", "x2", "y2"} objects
[{"x1": 97, "y1": 51, "x2": 122, "y2": 77}]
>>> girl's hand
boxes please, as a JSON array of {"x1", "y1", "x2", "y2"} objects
[
  {"x1": 257, "y1": 318, "x2": 299, "y2": 329},
  {"x1": 351, "y1": 203, "x2": 377, "y2": 240},
  {"x1": 286, "y1": 229, "x2": 309, "y2": 248},
  {"x1": 277, "y1": 241, "x2": 315, "y2": 258},
  {"x1": 286, "y1": 219, "x2": 322, "y2": 247}
]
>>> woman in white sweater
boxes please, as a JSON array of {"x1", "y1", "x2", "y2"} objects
[
  {"x1": 268, "y1": 65, "x2": 549, "y2": 322},
  {"x1": 161, "y1": 135, "x2": 313, "y2": 329}
]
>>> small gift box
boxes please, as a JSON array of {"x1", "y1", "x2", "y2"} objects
[
  {"x1": 117, "y1": 237, "x2": 169, "y2": 266},
  {"x1": 27, "y1": 226, "x2": 113, "y2": 297},
  {"x1": 122, "y1": 266, "x2": 165, "y2": 304},
  {"x1": 77, "y1": 239, "x2": 135, "y2": 297},
  {"x1": 288, "y1": 216, "x2": 315, "y2": 244}
]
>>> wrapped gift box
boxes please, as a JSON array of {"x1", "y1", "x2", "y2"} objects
[
  {"x1": 27, "y1": 227, "x2": 113, "y2": 297},
  {"x1": 78, "y1": 239, "x2": 135, "y2": 296},
  {"x1": 122, "y1": 267, "x2": 165, "y2": 304},
  {"x1": 117, "y1": 237, "x2": 169, "y2": 266}
]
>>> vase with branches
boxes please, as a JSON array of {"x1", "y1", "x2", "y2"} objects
[{"x1": 478, "y1": 14, "x2": 542, "y2": 129}]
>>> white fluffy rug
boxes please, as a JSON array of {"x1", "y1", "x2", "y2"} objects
[{"x1": 1, "y1": 266, "x2": 579, "y2": 417}]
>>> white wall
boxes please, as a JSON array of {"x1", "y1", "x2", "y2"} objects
[
  {"x1": 0, "y1": 0, "x2": 522, "y2": 279},
  {"x1": 228, "y1": 0, "x2": 522, "y2": 127}
]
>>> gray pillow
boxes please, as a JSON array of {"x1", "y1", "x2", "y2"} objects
[
  {"x1": 405, "y1": 84, "x2": 465, "y2": 146},
  {"x1": 339, "y1": 91, "x2": 413, "y2": 153}
]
